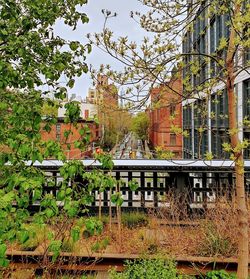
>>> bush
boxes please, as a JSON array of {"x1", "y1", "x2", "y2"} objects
[
  {"x1": 19, "y1": 224, "x2": 45, "y2": 251},
  {"x1": 83, "y1": 217, "x2": 103, "y2": 237},
  {"x1": 91, "y1": 237, "x2": 110, "y2": 252},
  {"x1": 205, "y1": 270, "x2": 236, "y2": 279},
  {"x1": 61, "y1": 239, "x2": 74, "y2": 252},
  {"x1": 109, "y1": 258, "x2": 192, "y2": 279},
  {"x1": 199, "y1": 222, "x2": 236, "y2": 257},
  {"x1": 121, "y1": 212, "x2": 148, "y2": 229}
]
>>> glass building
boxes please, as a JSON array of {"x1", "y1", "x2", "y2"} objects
[{"x1": 182, "y1": 2, "x2": 250, "y2": 159}]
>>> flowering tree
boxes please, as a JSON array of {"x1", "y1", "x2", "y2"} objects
[{"x1": 89, "y1": 1, "x2": 250, "y2": 277}]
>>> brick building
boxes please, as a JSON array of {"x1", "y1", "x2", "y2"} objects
[
  {"x1": 41, "y1": 96, "x2": 99, "y2": 159},
  {"x1": 148, "y1": 76, "x2": 183, "y2": 158}
]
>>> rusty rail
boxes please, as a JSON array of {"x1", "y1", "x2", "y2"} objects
[{"x1": 3, "y1": 251, "x2": 250, "y2": 276}]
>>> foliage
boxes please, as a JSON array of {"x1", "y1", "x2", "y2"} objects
[
  {"x1": 91, "y1": 237, "x2": 110, "y2": 252},
  {"x1": 89, "y1": 1, "x2": 250, "y2": 276},
  {"x1": 61, "y1": 239, "x2": 75, "y2": 252},
  {"x1": 83, "y1": 217, "x2": 103, "y2": 237},
  {"x1": 199, "y1": 222, "x2": 237, "y2": 257},
  {"x1": 131, "y1": 112, "x2": 150, "y2": 141},
  {"x1": 155, "y1": 146, "x2": 175, "y2": 160},
  {"x1": 109, "y1": 258, "x2": 191, "y2": 279},
  {"x1": 205, "y1": 270, "x2": 237, "y2": 279},
  {"x1": 18, "y1": 223, "x2": 46, "y2": 251},
  {"x1": 0, "y1": 0, "x2": 113, "y2": 268},
  {"x1": 121, "y1": 212, "x2": 148, "y2": 229},
  {"x1": 100, "y1": 107, "x2": 132, "y2": 150}
]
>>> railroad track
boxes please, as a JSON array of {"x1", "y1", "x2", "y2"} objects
[{"x1": 3, "y1": 251, "x2": 250, "y2": 276}]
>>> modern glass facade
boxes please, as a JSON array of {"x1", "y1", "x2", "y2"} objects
[{"x1": 182, "y1": 4, "x2": 250, "y2": 159}]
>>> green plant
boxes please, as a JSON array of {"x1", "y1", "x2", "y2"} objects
[
  {"x1": 199, "y1": 222, "x2": 237, "y2": 257},
  {"x1": 91, "y1": 237, "x2": 110, "y2": 253},
  {"x1": 121, "y1": 212, "x2": 148, "y2": 229},
  {"x1": 83, "y1": 217, "x2": 103, "y2": 237},
  {"x1": 109, "y1": 258, "x2": 192, "y2": 279},
  {"x1": 19, "y1": 224, "x2": 45, "y2": 251},
  {"x1": 205, "y1": 270, "x2": 237, "y2": 279},
  {"x1": 61, "y1": 239, "x2": 74, "y2": 252}
]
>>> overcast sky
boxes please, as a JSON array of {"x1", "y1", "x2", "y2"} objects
[{"x1": 55, "y1": 1, "x2": 148, "y2": 99}]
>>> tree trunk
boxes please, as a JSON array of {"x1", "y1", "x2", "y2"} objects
[
  {"x1": 109, "y1": 187, "x2": 112, "y2": 233},
  {"x1": 226, "y1": 4, "x2": 248, "y2": 276}
]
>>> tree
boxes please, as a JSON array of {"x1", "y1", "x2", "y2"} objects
[
  {"x1": 94, "y1": 76, "x2": 132, "y2": 149},
  {"x1": 131, "y1": 112, "x2": 149, "y2": 141},
  {"x1": 89, "y1": 1, "x2": 250, "y2": 277},
  {"x1": 0, "y1": 0, "x2": 100, "y2": 269},
  {"x1": 99, "y1": 107, "x2": 132, "y2": 150}
]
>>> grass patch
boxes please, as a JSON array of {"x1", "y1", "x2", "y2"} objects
[{"x1": 121, "y1": 212, "x2": 148, "y2": 229}]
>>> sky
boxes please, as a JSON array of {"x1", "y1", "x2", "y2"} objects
[{"x1": 55, "y1": 1, "x2": 149, "y2": 99}]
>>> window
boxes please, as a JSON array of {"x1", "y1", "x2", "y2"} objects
[
  {"x1": 56, "y1": 124, "x2": 61, "y2": 141},
  {"x1": 170, "y1": 134, "x2": 176, "y2": 146},
  {"x1": 216, "y1": 15, "x2": 223, "y2": 48},
  {"x1": 243, "y1": 79, "x2": 250, "y2": 118},
  {"x1": 170, "y1": 104, "x2": 176, "y2": 115},
  {"x1": 56, "y1": 124, "x2": 61, "y2": 133},
  {"x1": 244, "y1": 48, "x2": 250, "y2": 66},
  {"x1": 210, "y1": 19, "x2": 216, "y2": 53}
]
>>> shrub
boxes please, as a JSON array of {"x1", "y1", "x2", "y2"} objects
[
  {"x1": 83, "y1": 217, "x2": 103, "y2": 237},
  {"x1": 91, "y1": 237, "x2": 110, "y2": 252},
  {"x1": 205, "y1": 270, "x2": 236, "y2": 279},
  {"x1": 109, "y1": 258, "x2": 193, "y2": 279},
  {"x1": 121, "y1": 212, "x2": 148, "y2": 229},
  {"x1": 61, "y1": 239, "x2": 74, "y2": 252},
  {"x1": 199, "y1": 221, "x2": 236, "y2": 257},
  {"x1": 19, "y1": 224, "x2": 45, "y2": 251}
]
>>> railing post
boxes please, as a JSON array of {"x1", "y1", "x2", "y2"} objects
[
  {"x1": 128, "y1": 171, "x2": 133, "y2": 207},
  {"x1": 153, "y1": 172, "x2": 158, "y2": 207},
  {"x1": 140, "y1": 171, "x2": 145, "y2": 207}
]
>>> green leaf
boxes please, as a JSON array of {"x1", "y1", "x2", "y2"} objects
[
  {"x1": 128, "y1": 180, "x2": 139, "y2": 191},
  {"x1": 45, "y1": 208, "x2": 55, "y2": 218},
  {"x1": 69, "y1": 41, "x2": 78, "y2": 51},
  {"x1": 0, "y1": 258, "x2": 9, "y2": 267},
  {"x1": 49, "y1": 240, "x2": 62, "y2": 262},
  {"x1": 71, "y1": 226, "x2": 80, "y2": 242},
  {"x1": 57, "y1": 190, "x2": 65, "y2": 201},
  {"x1": 67, "y1": 79, "x2": 75, "y2": 88},
  {"x1": 68, "y1": 165, "x2": 77, "y2": 177},
  {"x1": 65, "y1": 188, "x2": 72, "y2": 195},
  {"x1": 18, "y1": 231, "x2": 29, "y2": 244},
  {"x1": 0, "y1": 244, "x2": 7, "y2": 258}
]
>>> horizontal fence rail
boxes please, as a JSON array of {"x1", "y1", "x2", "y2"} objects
[{"x1": 24, "y1": 160, "x2": 250, "y2": 212}]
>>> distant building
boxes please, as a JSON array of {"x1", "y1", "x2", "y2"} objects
[
  {"x1": 95, "y1": 74, "x2": 118, "y2": 107},
  {"x1": 41, "y1": 97, "x2": 99, "y2": 159},
  {"x1": 58, "y1": 101, "x2": 97, "y2": 120},
  {"x1": 41, "y1": 118, "x2": 99, "y2": 159},
  {"x1": 148, "y1": 75, "x2": 183, "y2": 158}
]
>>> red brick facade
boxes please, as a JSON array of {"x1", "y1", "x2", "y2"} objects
[
  {"x1": 41, "y1": 118, "x2": 99, "y2": 159},
  {"x1": 148, "y1": 77, "x2": 183, "y2": 158}
]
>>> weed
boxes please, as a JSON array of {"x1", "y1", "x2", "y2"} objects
[
  {"x1": 109, "y1": 257, "x2": 193, "y2": 279},
  {"x1": 83, "y1": 217, "x2": 103, "y2": 237},
  {"x1": 19, "y1": 223, "x2": 46, "y2": 251},
  {"x1": 205, "y1": 270, "x2": 237, "y2": 279},
  {"x1": 199, "y1": 221, "x2": 237, "y2": 257},
  {"x1": 61, "y1": 239, "x2": 74, "y2": 252},
  {"x1": 121, "y1": 212, "x2": 148, "y2": 229},
  {"x1": 91, "y1": 237, "x2": 110, "y2": 252}
]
